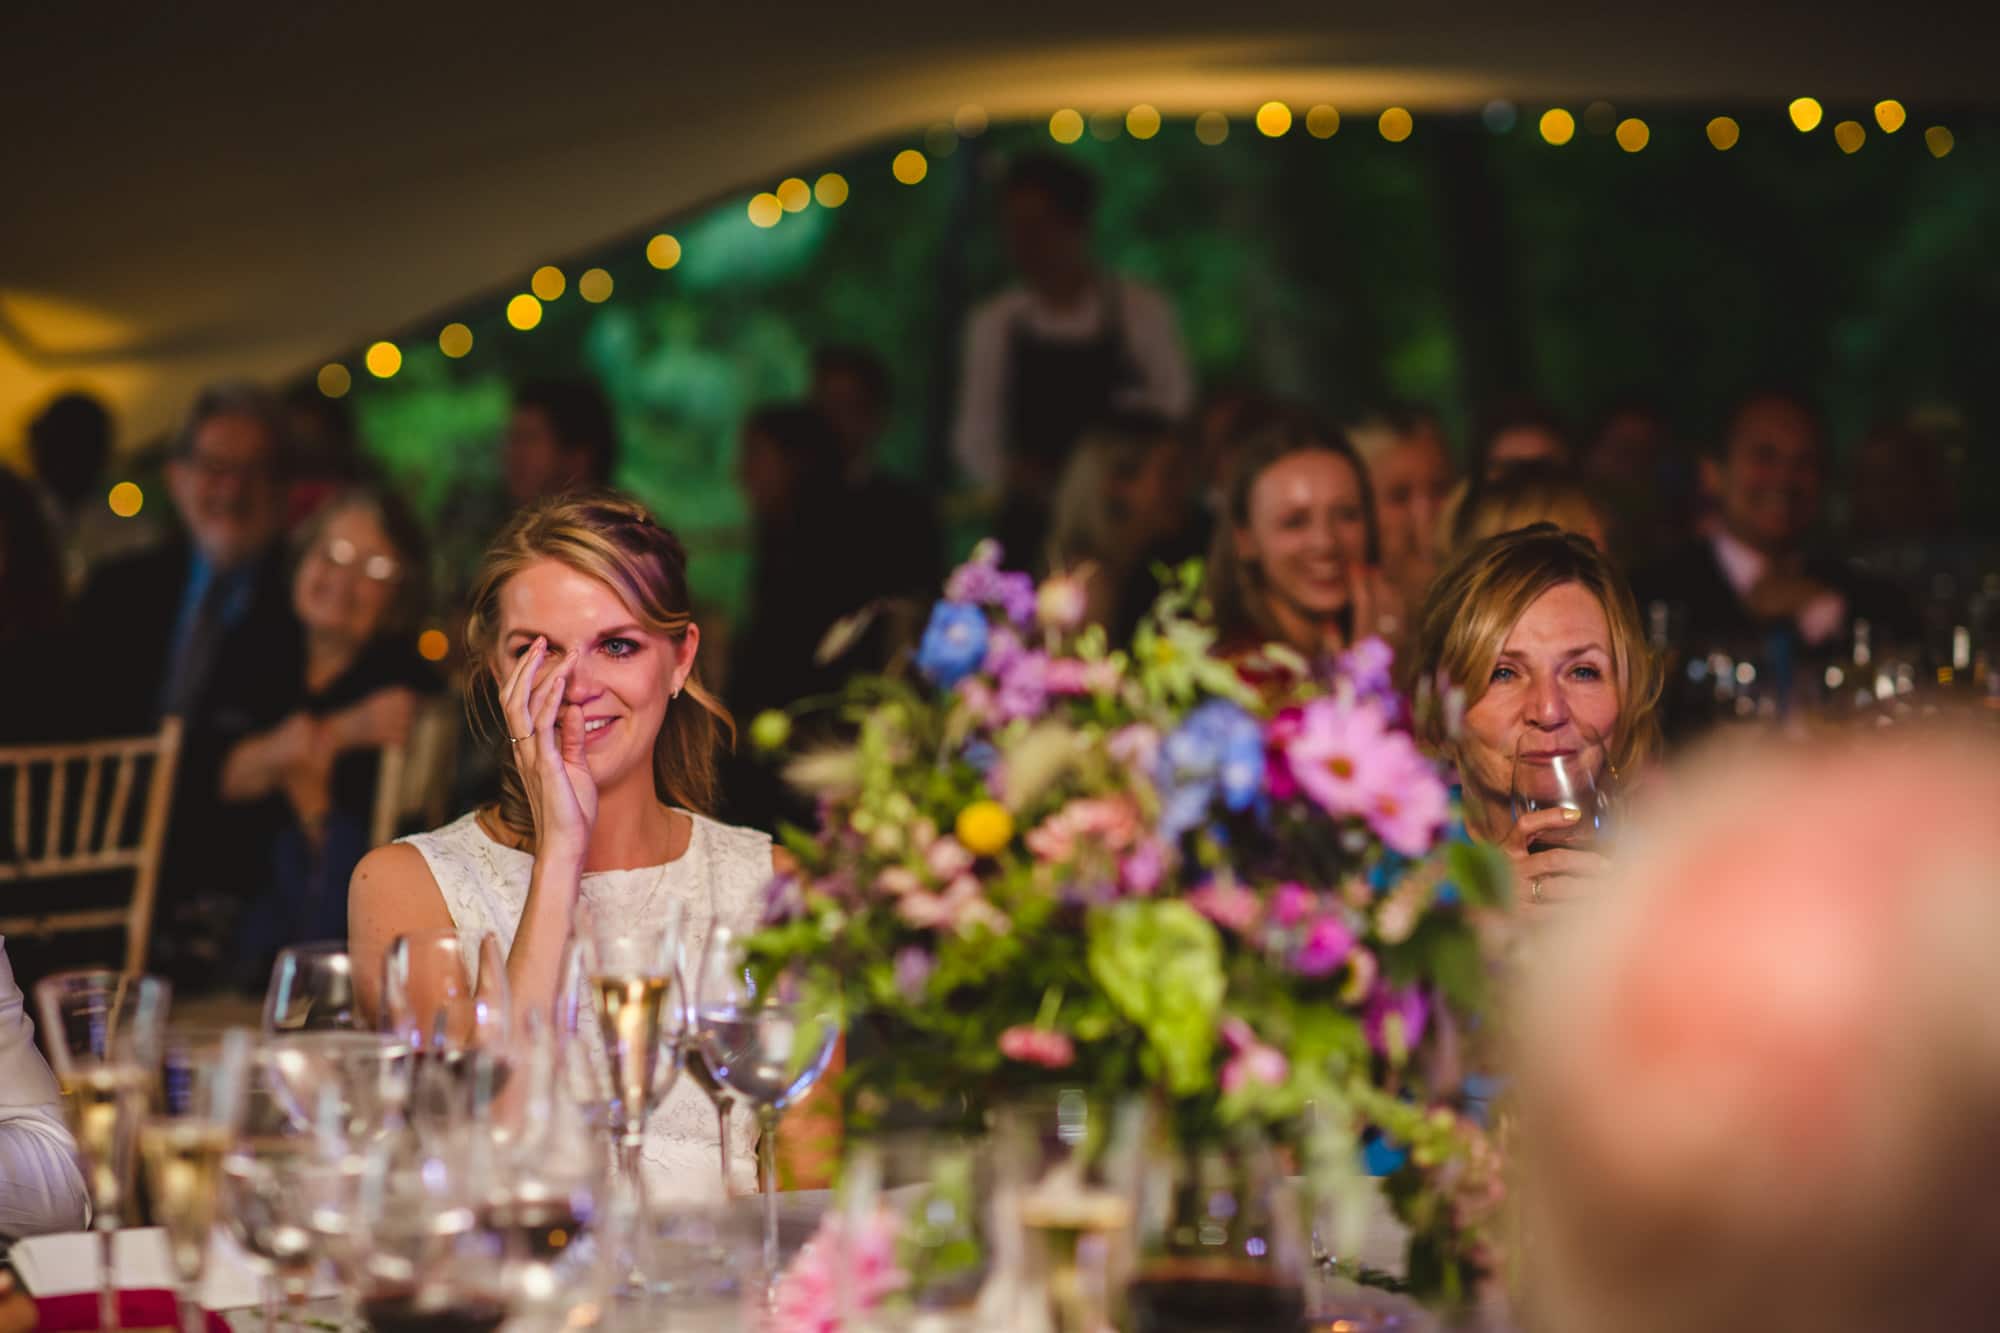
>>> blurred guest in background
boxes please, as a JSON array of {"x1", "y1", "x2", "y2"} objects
[
  {"x1": 1633, "y1": 388, "x2": 1910, "y2": 657},
  {"x1": 1582, "y1": 393, "x2": 1688, "y2": 566},
  {"x1": 1348, "y1": 401, "x2": 1456, "y2": 602},
  {"x1": 0, "y1": 467, "x2": 68, "y2": 740},
  {"x1": 1404, "y1": 525, "x2": 1660, "y2": 911},
  {"x1": 1450, "y1": 461, "x2": 1612, "y2": 556},
  {"x1": 1844, "y1": 415, "x2": 1955, "y2": 565},
  {"x1": 69, "y1": 383, "x2": 303, "y2": 980},
  {"x1": 280, "y1": 382, "x2": 373, "y2": 528},
  {"x1": 222, "y1": 486, "x2": 440, "y2": 987},
  {"x1": 0, "y1": 936, "x2": 88, "y2": 1239},
  {"x1": 1192, "y1": 382, "x2": 1277, "y2": 516},
  {"x1": 811, "y1": 343, "x2": 941, "y2": 603},
  {"x1": 25, "y1": 389, "x2": 150, "y2": 590},
  {"x1": 1207, "y1": 413, "x2": 1394, "y2": 660},
  {"x1": 953, "y1": 151, "x2": 1192, "y2": 565},
  {"x1": 1472, "y1": 395, "x2": 1573, "y2": 482},
  {"x1": 1046, "y1": 410, "x2": 1201, "y2": 643},
  {"x1": 1517, "y1": 730, "x2": 2000, "y2": 1333}
]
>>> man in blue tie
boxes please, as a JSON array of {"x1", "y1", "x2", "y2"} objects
[{"x1": 70, "y1": 384, "x2": 305, "y2": 984}]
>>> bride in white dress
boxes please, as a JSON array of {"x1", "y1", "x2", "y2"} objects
[{"x1": 349, "y1": 493, "x2": 786, "y2": 1201}]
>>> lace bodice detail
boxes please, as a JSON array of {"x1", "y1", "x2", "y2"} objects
[{"x1": 399, "y1": 809, "x2": 772, "y2": 1201}]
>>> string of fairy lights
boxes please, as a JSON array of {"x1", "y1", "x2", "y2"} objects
[{"x1": 301, "y1": 96, "x2": 1960, "y2": 406}]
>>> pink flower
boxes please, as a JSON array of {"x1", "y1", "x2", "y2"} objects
[
  {"x1": 1293, "y1": 915, "x2": 1356, "y2": 978},
  {"x1": 1107, "y1": 724, "x2": 1161, "y2": 773},
  {"x1": 1120, "y1": 838, "x2": 1167, "y2": 896},
  {"x1": 772, "y1": 1207, "x2": 908, "y2": 1331},
  {"x1": 999, "y1": 1025, "x2": 1076, "y2": 1068},
  {"x1": 995, "y1": 651, "x2": 1050, "y2": 722},
  {"x1": 1269, "y1": 882, "x2": 1316, "y2": 927},
  {"x1": 1363, "y1": 749, "x2": 1451, "y2": 857},
  {"x1": 925, "y1": 837, "x2": 974, "y2": 881},
  {"x1": 897, "y1": 874, "x2": 1009, "y2": 937},
  {"x1": 1219, "y1": 1017, "x2": 1290, "y2": 1094},
  {"x1": 1043, "y1": 658, "x2": 1094, "y2": 695},
  {"x1": 1025, "y1": 797, "x2": 1140, "y2": 863},
  {"x1": 1284, "y1": 696, "x2": 1401, "y2": 818},
  {"x1": 1187, "y1": 881, "x2": 1262, "y2": 933},
  {"x1": 984, "y1": 624, "x2": 1028, "y2": 676},
  {"x1": 1265, "y1": 707, "x2": 1306, "y2": 802},
  {"x1": 1364, "y1": 984, "x2": 1430, "y2": 1061},
  {"x1": 956, "y1": 676, "x2": 997, "y2": 725},
  {"x1": 876, "y1": 866, "x2": 923, "y2": 897}
]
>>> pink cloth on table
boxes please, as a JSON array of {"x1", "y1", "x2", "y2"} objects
[{"x1": 33, "y1": 1288, "x2": 230, "y2": 1332}]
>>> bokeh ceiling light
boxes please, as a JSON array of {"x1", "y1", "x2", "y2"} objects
[
  {"x1": 1615, "y1": 117, "x2": 1650, "y2": 152},
  {"x1": 364, "y1": 340, "x2": 401, "y2": 378},
  {"x1": 1875, "y1": 99, "x2": 1907, "y2": 133},
  {"x1": 1789, "y1": 97, "x2": 1823, "y2": 131},
  {"x1": 747, "y1": 192, "x2": 783, "y2": 227},
  {"x1": 1539, "y1": 108, "x2": 1575, "y2": 145},
  {"x1": 1707, "y1": 116, "x2": 1741, "y2": 150},
  {"x1": 438, "y1": 323, "x2": 474, "y2": 357},
  {"x1": 506, "y1": 293, "x2": 542, "y2": 330},
  {"x1": 1925, "y1": 125, "x2": 1954, "y2": 157},
  {"x1": 813, "y1": 172, "x2": 849, "y2": 207},
  {"x1": 1049, "y1": 108, "x2": 1084, "y2": 143},
  {"x1": 578, "y1": 268, "x2": 614, "y2": 302},
  {"x1": 1126, "y1": 105, "x2": 1162, "y2": 139},
  {"x1": 646, "y1": 233, "x2": 682, "y2": 269},
  {"x1": 1307, "y1": 104, "x2": 1340, "y2": 138},
  {"x1": 107, "y1": 481, "x2": 143, "y2": 519},
  {"x1": 1195, "y1": 111, "x2": 1229, "y2": 145},
  {"x1": 316, "y1": 363, "x2": 351, "y2": 397},
  {"x1": 776, "y1": 177, "x2": 812, "y2": 212},
  {"x1": 1379, "y1": 107, "x2": 1414, "y2": 141},
  {"x1": 892, "y1": 149, "x2": 928, "y2": 184},
  {"x1": 1833, "y1": 120, "x2": 1866, "y2": 154},
  {"x1": 1255, "y1": 101, "x2": 1292, "y2": 137},
  {"x1": 530, "y1": 266, "x2": 565, "y2": 300}
]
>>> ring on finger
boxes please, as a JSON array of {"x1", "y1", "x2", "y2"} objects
[{"x1": 1531, "y1": 875, "x2": 1545, "y2": 905}]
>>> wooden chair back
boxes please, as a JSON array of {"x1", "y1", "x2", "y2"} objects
[
  {"x1": 369, "y1": 699, "x2": 458, "y2": 847},
  {"x1": 0, "y1": 716, "x2": 183, "y2": 973}
]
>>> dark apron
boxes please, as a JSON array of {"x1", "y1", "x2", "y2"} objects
[{"x1": 996, "y1": 283, "x2": 1141, "y2": 569}]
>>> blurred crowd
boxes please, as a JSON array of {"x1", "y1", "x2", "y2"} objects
[{"x1": 2, "y1": 149, "x2": 1993, "y2": 1003}]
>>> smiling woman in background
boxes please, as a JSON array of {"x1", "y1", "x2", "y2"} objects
[{"x1": 1403, "y1": 524, "x2": 1661, "y2": 911}]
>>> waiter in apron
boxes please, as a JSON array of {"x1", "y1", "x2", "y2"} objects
[{"x1": 952, "y1": 151, "x2": 1195, "y2": 570}]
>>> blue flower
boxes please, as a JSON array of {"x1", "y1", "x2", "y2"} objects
[
  {"x1": 1155, "y1": 699, "x2": 1267, "y2": 841},
  {"x1": 917, "y1": 601, "x2": 989, "y2": 689}
]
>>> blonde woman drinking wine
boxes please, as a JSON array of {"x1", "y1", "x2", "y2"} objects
[{"x1": 349, "y1": 493, "x2": 796, "y2": 1199}]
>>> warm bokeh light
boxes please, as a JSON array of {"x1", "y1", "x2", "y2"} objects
[
  {"x1": 578, "y1": 268, "x2": 614, "y2": 303},
  {"x1": 1126, "y1": 105, "x2": 1162, "y2": 139},
  {"x1": 1256, "y1": 101, "x2": 1292, "y2": 137},
  {"x1": 1049, "y1": 109, "x2": 1084, "y2": 144},
  {"x1": 646, "y1": 233, "x2": 682, "y2": 269},
  {"x1": 364, "y1": 341, "x2": 402, "y2": 378},
  {"x1": 1195, "y1": 111, "x2": 1229, "y2": 145},
  {"x1": 107, "y1": 481, "x2": 143, "y2": 519},
  {"x1": 1306, "y1": 104, "x2": 1340, "y2": 138},
  {"x1": 438, "y1": 323, "x2": 474, "y2": 358},
  {"x1": 1707, "y1": 116, "x2": 1741, "y2": 150},
  {"x1": 1615, "y1": 117, "x2": 1650, "y2": 152},
  {"x1": 1378, "y1": 107, "x2": 1413, "y2": 142},
  {"x1": 814, "y1": 172, "x2": 849, "y2": 207},
  {"x1": 776, "y1": 177, "x2": 811, "y2": 213},
  {"x1": 1834, "y1": 120, "x2": 1866, "y2": 154},
  {"x1": 1874, "y1": 99, "x2": 1907, "y2": 133},
  {"x1": 531, "y1": 266, "x2": 565, "y2": 301},
  {"x1": 747, "y1": 193, "x2": 783, "y2": 227},
  {"x1": 317, "y1": 363, "x2": 351, "y2": 398},
  {"x1": 954, "y1": 105, "x2": 988, "y2": 137},
  {"x1": 892, "y1": 149, "x2": 928, "y2": 184},
  {"x1": 1925, "y1": 125, "x2": 1954, "y2": 158},
  {"x1": 1789, "y1": 97, "x2": 1823, "y2": 132},
  {"x1": 506, "y1": 294, "x2": 542, "y2": 330},
  {"x1": 417, "y1": 628, "x2": 450, "y2": 662},
  {"x1": 1539, "y1": 108, "x2": 1575, "y2": 145},
  {"x1": 1089, "y1": 111, "x2": 1121, "y2": 142}
]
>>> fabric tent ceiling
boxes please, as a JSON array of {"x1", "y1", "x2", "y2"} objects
[{"x1": 3, "y1": 1, "x2": 1992, "y2": 452}]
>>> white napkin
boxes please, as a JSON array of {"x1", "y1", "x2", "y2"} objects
[{"x1": 10, "y1": 1228, "x2": 341, "y2": 1309}]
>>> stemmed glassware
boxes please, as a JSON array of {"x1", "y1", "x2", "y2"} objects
[
  {"x1": 262, "y1": 942, "x2": 359, "y2": 1032},
  {"x1": 34, "y1": 969, "x2": 173, "y2": 1333},
  {"x1": 562, "y1": 903, "x2": 686, "y2": 1195},
  {"x1": 678, "y1": 926, "x2": 743, "y2": 1197},
  {"x1": 142, "y1": 1027, "x2": 254, "y2": 1333},
  {"x1": 223, "y1": 1041, "x2": 344, "y2": 1333},
  {"x1": 690, "y1": 923, "x2": 838, "y2": 1300},
  {"x1": 382, "y1": 929, "x2": 512, "y2": 1123},
  {"x1": 1509, "y1": 721, "x2": 1615, "y2": 853}
]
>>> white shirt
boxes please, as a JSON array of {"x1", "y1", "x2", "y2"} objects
[
  {"x1": 0, "y1": 938, "x2": 90, "y2": 1239},
  {"x1": 1710, "y1": 529, "x2": 1848, "y2": 647},
  {"x1": 951, "y1": 276, "x2": 1194, "y2": 490}
]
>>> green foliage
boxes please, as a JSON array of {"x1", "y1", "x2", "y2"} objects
[{"x1": 1085, "y1": 901, "x2": 1226, "y2": 1096}]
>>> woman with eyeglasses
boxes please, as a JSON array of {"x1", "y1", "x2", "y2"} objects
[{"x1": 221, "y1": 484, "x2": 442, "y2": 983}]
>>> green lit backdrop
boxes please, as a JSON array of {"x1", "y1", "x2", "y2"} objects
[{"x1": 328, "y1": 104, "x2": 1998, "y2": 613}]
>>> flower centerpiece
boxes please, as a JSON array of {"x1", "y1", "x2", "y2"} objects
[{"x1": 747, "y1": 544, "x2": 1511, "y2": 1304}]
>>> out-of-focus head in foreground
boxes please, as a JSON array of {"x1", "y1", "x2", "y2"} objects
[{"x1": 1517, "y1": 728, "x2": 2000, "y2": 1333}]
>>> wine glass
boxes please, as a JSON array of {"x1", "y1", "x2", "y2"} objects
[
  {"x1": 263, "y1": 1030, "x2": 413, "y2": 1142},
  {"x1": 677, "y1": 926, "x2": 743, "y2": 1198},
  {"x1": 482, "y1": 1010, "x2": 606, "y2": 1274},
  {"x1": 223, "y1": 1042, "x2": 344, "y2": 1333},
  {"x1": 142, "y1": 1027, "x2": 254, "y2": 1333},
  {"x1": 690, "y1": 924, "x2": 838, "y2": 1301},
  {"x1": 382, "y1": 929, "x2": 512, "y2": 1122},
  {"x1": 1509, "y1": 722, "x2": 1615, "y2": 853},
  {"x1": 34, "y1": 969, "x2": 173, "y2": 1333},
  {"x1": 262, "y1": 942, "x2": 359, "y2": 1032}
]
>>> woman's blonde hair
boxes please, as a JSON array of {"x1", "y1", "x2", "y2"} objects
[
  {"x1": 1046, "y1": 413, "x2": 1176, "y2": 572},
  {"x1": 1402, "y1": 523, "x2": 1661, "y2": 776},
  {"x1": 1206, "y1": 411, "x2": 1378, "y2": 651},
  {"x1": 464, "y1": 492, "x2": 733, "y2": 841},
  {"x1": 1449, "y1": 461, "x2": 1612, "y2": 554}
]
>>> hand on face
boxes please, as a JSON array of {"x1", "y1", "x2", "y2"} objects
[{"x1": 502, "y1": 636, "x2": 597, "y2": 858}]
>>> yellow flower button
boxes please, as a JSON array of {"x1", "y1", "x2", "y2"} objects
[{"x1": 955, "y1": 800, "x2": 1014, "y2": 857}]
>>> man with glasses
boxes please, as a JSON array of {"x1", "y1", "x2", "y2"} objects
[{"x1": 70, "y1": 383, "x2": 305, "y2": 984}]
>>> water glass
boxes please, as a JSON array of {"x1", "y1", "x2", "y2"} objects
[
  {"x1": 263, "y1": 942, "x2": 359, "y2": 1032},
  {"x1": 143, "y1": 1028, "x2": 254, "y2": 1333}
]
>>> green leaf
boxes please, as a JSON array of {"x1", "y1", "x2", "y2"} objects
[
  {"x1": 1444, "y1": 839, "x2": 1511, "y2": 910},
  {"x1": 1085, "y1": 901, "x2": 1225, "y2": 1096}
]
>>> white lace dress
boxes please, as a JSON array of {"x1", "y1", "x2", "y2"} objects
[{"x1": 399, "y1": 809, "x2": 771, "y2": 1201}]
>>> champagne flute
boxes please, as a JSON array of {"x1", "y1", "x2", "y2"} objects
[
  {"x1": 382, "y1": 929, "x2": 512, "y2": 1121},
  {"x1": 143, "y1": 1028, "x2": 254, "y2": 1333},
  {"x1": 262, "y1": 942, "x2": 359, "y2": 1033},
  {"x1": 691, "y1": 924, "x2": 838, "y2": 1301},
  {"x1": 34, "y1": 969, "x2": 173, "y2": 1333},
  {"x1": 1509, "y1": 721, "x2": 1615, "y2": 853},
  {"x1": 565, "y1": 902, "x2": 686, "y2": 1194}
]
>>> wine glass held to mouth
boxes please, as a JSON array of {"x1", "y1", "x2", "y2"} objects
[{"x1": 1506, "y1": 724, "x2": 1616, "y2": 908}]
